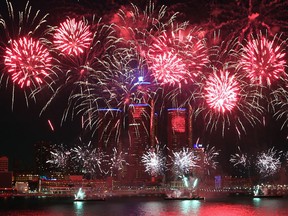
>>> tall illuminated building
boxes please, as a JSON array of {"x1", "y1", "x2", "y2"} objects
[
  {"x1": 167, "y1": 108, "x2": 189, "y2": 152},
  {"x1": 127, "y1": 104, "x2": 151, "y2": 183},
  {"x1": 166, "y1": 108, "x2": 189, "y2": 181}
]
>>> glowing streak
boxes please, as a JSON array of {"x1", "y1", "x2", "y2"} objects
[{"x1": 48, "y1": 119, "x2": 54, "y2": 131}]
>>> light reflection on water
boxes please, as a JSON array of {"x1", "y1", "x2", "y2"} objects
[{"x1": 1, "y1": 197, "x2": 288, "y2": 216}]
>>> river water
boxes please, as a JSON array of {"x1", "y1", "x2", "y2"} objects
[{"x1": 0, "y1": 196, "x2": 287, "y2": 216}]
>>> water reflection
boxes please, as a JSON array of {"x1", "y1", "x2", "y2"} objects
[
  {"x1": 180, "y1": 200, "x2": 201, "y2": 214},
  {"x1": 1, "y1": 197, "x2": 288, "y2": 216},
  {"x1": 73, "y1": 201, "x2": 84, "y2": 215}
]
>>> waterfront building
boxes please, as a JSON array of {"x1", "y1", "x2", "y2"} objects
[
  {"x1": 0, "y1": 171, "x2": 13, "y2": 190},
  {"x1": 0, "y1": 156, "x2": 8, "y2": 172},
  {"x1": 34, "y1": 141, "x2": 53, "y2": 174}
]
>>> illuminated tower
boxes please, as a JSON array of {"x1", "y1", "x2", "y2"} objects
[
  {"x1": 166, "y1": 108, "x2": 189, "y2": 181},
  {"x1": 127, "y1": 104, "x2": 151, "y2": 183},
  {"x1": 167, "y1": 108, "x2": 188, "y2": 152},
  {"x1": 193, "y1": 144, "x2": 205, "y2": 178}
]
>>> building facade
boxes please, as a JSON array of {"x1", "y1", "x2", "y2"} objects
[{"x1": 0, "y1": 156, "x2": 8, "y2": 172}]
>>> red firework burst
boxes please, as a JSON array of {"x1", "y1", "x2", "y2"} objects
[
  {"x1": 4, "y1": 37, "x2": 52, "y2": 88},
  {"x1": 148, "y1": 29, "x2": 208, "y2": 86},
  {"x1": 53, "y1": 18, "x2": 92, "y2": 56},
  {"x1": 148, "y1": 51, "x2": 187, "y2": 85},
  {"x1": 240, "y1": 33, "x2": 286, "y2": 86},
  {"x1": 204, "y1": 70, "x2": 239, "y2": 113}
]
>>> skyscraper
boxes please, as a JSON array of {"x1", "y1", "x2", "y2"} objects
[
  {"x1": 166, "y1": 108, "x2": 189, "y2": 181},
  {"x1": 167, "y1": 108, "x2": 189, "y2": 152}
]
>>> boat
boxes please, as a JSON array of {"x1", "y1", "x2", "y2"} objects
[
  {"x1": 74, "y1": 196, "x2": 106, "y2": 201},
  {"x1": 74, "y1": 188, "x2": 106, "y2": 202},
  {"x1": 252, "y1": 184, "x2": 284, "y2": 199},
  {"x1": 253, "y1": 195, "x2": 283, "y2": 199},
  {"x1": 164, "y1": 196, "x2": 204, "y2": 200},
  {"x1": 164, "y1": 188, "x2": 205, "y2": 201}
]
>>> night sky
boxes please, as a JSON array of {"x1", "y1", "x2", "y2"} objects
[{"x1": 0, "y1": 0, "x2": 288, "y2": 172}]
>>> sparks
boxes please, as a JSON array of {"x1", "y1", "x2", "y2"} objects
[
  {"x1": 4, "y1": 37, "x2": 52, "y2": 88},
  {"x1": 204, "y1": 69, "x2": 239, "y2": 113},
  {"x1": 239, "y1": 33, "x2": 286, "y2": 86},
  {"x1": 53, "y1": 18, "x2": 92, "y2": 56}
]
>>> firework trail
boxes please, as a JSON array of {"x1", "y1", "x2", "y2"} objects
[
  {"x1": 141, "y1": 145, "x2": 166, "y2": 177},
  {"x1": 207, "y1": 0, "x2": 288, "y2": 42},
  {"x1": 171, "y1": 148, "x2": 198, "y2": 177},
  {"x1": 256, "y1": 147, "x2": 282, "y2": 178},
  {"x1": 204, "y1": 145, "x2": 220, "y2": 175},
  {"x1": 272, "y1": 86, "x2": 288, "y2": 131},
  {"x1": 0, "y1": 0, "x2": 50, "y2": 107},
  {"x1": 112, "y1": 1, "x2": 176, "y2": 55}
]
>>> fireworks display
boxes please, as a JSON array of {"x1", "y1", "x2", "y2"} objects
[
  {"x1": 256, "y1": 148, "x2": 282, "y2": 178},
  {"x1": 0, "y1": 0, "x2": 50, "y2": 107},
  {"x1": 148, "y1": 50, "x2": 186, "y2": 86},
  {"x1": 141, "y1": 146, "x2": 166, "y2": 177},
  {"x1": 204, "y1": 145, "x2": 220, "y2": 174},
  {"x1": 147, "y1": 27, "x2": 208, "y2": 86},
  {"x1": 53, "y1": 18, "x2": 93, "y2": 56},
  {"x1": 239, "y1": 33, "x2": 286, "y2": 86},
  {"x1": 2, "y1": 0, "x2": 288, "y2": 186},
  {"x1": 171, "y1": 148, "x2": 198, "y2": 177},
  {"x1": 47, "y1": 144, "x2": 70, "y2": 170},
  {"x1": 108, "y1": 147, "x2": 128, "y2": 176},
  {"x1": 72, "y1": 142, "x2": 105, "y2": 176},
  {"x1": 4, "y1": 37, "x2": 52, "y2": 88},
  {"x1": 204, "y1": 69, "x2": 239, "y2": 113},
  {"x1": 230, "y1": 146, "x2": 250, "y2": 169},
  {"x1": 208, "y1": 0, "x2": 288, "y2": 42}
]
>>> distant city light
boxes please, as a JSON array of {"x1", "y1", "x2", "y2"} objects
[{"x1": 138, "y1": 76, "x2": 144, "y2": 82}]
